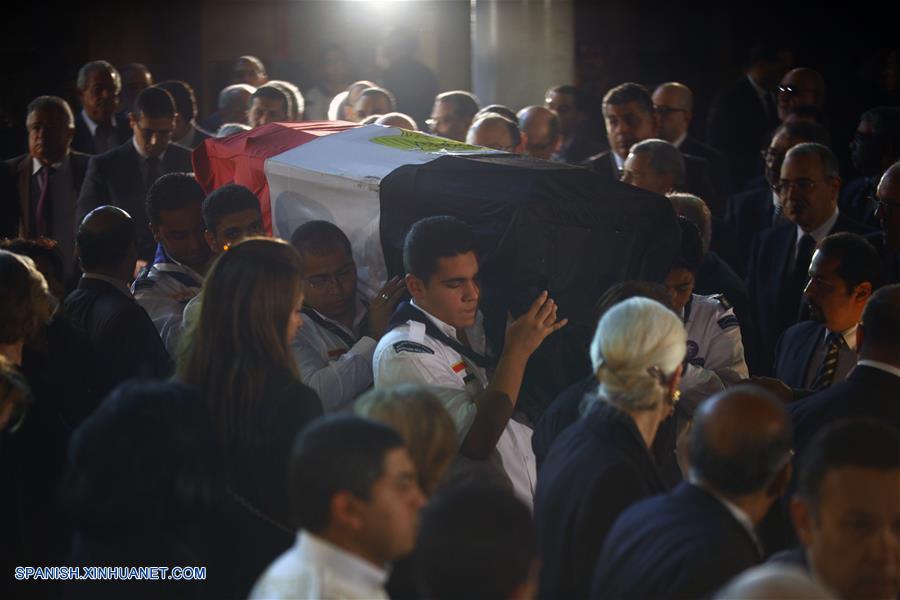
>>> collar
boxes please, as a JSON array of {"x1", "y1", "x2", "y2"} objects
[
  {"x1": 688, "y1": 477, "x2": 758, "y2": 540},
  {"x1": 31, "y1": 155, "x2": 66, "y2": 175},
  {"x1": 410, "y1": 298, "x2": 462, "y2": 341},
  {"x1": 796, "y1": 207, "x2": 839, "y2": 245},
  {"x1": 612, "y1": 150, "x2": 625, "y2": 171},
  {"x1": 80, "y1": 109, "x2": 117, "y2": 137},
  {"x1": 825, "y1": 324, "x2": 857, "y2": 352},
  {"x1": 856, "y1": 359, "x2": 900, "y2": 379},
  {"x1": 296, "y1": 531, "x2": 388, "y2": 591},
  {"x1": 679, "y1": 294, "x2": 695, "y2": 324},
  {"x1": 132, "y1": 136, "x2": 167, "y2": 161},
  {"x1": 672, "y1": 132, "x2": 688, "y2": 149},
  {"x1": 151, "y1": 243, "x2": 205, "y2": 284},
  {"x1": 81, "y1": 272, "x2": 133, "y2": 298},
  {"x1": 307, "y1": 293, "x2": 369, "y2": 337}
]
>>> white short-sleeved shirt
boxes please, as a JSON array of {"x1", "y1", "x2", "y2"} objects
[
  {"x1": 292, "y1": 294, "x2": 377, "y2": 412},
  {"x1": 373, "y1": 301, "x2": 537, "y2": 508},
  {"x1": 680, "y1": 293, "x2": 750, "y2": 414}
]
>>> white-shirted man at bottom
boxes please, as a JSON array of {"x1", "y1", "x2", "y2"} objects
[{"x1": 373, "y1": 216, "x2": 567, "y2": 509}]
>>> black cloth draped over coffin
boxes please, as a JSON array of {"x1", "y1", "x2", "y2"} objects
[{"x1": 378, "y1": 154, "x2": 681, "y2": 423}]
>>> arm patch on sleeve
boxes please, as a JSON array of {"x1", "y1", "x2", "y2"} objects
[
  {"x1": 393, "y1": 341, "x2": 435, "y2": 355},
  {"x1": 717, "y1": 315, "x2": 740, "y2": 330}
]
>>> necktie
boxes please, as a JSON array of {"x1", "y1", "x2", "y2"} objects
[
  {"x1": 35, "y1": 166, "x2": 52, "y2": 237},
  {"x1": 810, "y1": 333, "x2": 842, "y2": 390},
  {"x1": 94, "y1": 122, "x2": 115, "y2": 153},
  {"x1": 144, "y1": 157, "x2": 162, "y2": 190},
  {"x1": 772, "y1": 203, "x2": 785, "y2": 226}
]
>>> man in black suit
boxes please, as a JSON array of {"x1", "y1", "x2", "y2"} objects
[
  {"x1": 727, "y1": 120, "x2": 831, "y2": 278},
  {"x1": 707, "y1": 44, "x2": 790, "y2": 190},
  {"x1": 775, "y1": 233, "x2": 879, "y2": 390},
  {"x1": 784, "y1": 419, "x2": 900, "y2": 600},
  {"x1": 747, "y1": 143, "x2": 873, "y2": 374},
  {"x1": 842, "y1": 107, "x2": 900, "y2": 227},
  {"x1": 653, "y1": 82, "x2": 732, "y2": 198},
  {"x1": 869, "y1": 161, "x2": 900, "y2": 285},
  {"x1": 3, "y1": 96, "x2": 89, "y2": 279},
  {"x1": 790, "y1": 284, "x2": 900, "y2": 463},
  {"x1": 582, "y1": 83, "x2": 721, "y2": 214},
  {"x1": 158, "y1": 80, "x2": 210, "y2": 151},
  {"x1": 544, "y1": 85, "x2": 605, "y2": 164},
  {"x1": 64, "y1": 206, "x2": 171, "y2": 400},
  {"x1": 77, "y1": 86, "x2": 193, "y2": 260},
  {"x1": 71, "y1": 61, "x2": 133, "y2": 155},
  {"x1": 590, "y1": 385, "x2": 792, "y2": 600}
]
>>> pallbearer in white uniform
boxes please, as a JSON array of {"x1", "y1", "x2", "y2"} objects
[{"x1": 373, "y1": 216, "x2": 567, "y2": 508}]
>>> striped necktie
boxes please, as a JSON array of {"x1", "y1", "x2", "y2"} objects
[{"x1": 810, "y1": 332, "x2": 842, "y2": 390}]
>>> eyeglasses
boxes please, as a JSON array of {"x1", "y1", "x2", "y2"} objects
[
  {"x1": 773, "y1": 178, "x2": 819, "y2": 195},
  {"x1": 870, "y1": 195, "x2": 900, "y2": 217},
  {"x1": 425, "y1": 116, "x2": 456, "y2": 132},
  {"x1": 305, "y1": 266, "x2": 356, "y2": 289},
  {"x1": 777, "y1": 85, "x2": 812, "y2": 97},
  {"x1": 653, "y1": 104, "x2": 688, "y2": 116}
]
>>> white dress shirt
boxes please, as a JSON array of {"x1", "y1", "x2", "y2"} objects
[{"x1": 250, "y1": 531, "x2": 389, "y2": 600}]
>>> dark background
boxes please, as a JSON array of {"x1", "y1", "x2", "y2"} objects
[{"x1": 2, "y1": 0, "x2": 896, "y2": 174}]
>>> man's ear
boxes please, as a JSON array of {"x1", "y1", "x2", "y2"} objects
[
  {"x1": 854, "y1": 281, "x2": 873, "y2": 305},
  {"x1": 204, "y1": 230, "x2": 219, "y2": 254},
  {"x1": 405, "y1": 273, "x2": 426, "y2": 299},
  {"x1": 149, "y1": 222, "x2": 161, "y2": 244},
  {"x1": 329, "y1": 490, "x2": 365, "y2": 532},
  {"x1": 128, "y1": 112, "x2": 137, "y2": 129},
  {"x1": 789, "y1": 495, "x2": 815, "y2": 547}
]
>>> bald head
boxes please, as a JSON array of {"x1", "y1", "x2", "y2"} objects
[
  {"x1": 517, "y1": 106, "x2": 560, "y2": 159},
  {"x1": 652, "y1": 82, "x2": 694, "y2": 143},
  {"x1": 777, "y1": 68, "x2": 826, "y2": 122},
  {"x1": 690, "y1": 385, "x2": 792, "y2": 497},
  {"x1": 376, "y1": 112, "x2": 417, "y2": 130},
  {"x1": 466, "y1": 115, "x2": 520, "y2": 152},
  {"x1": 77, "y1": 207, "x2": 137, "y2": 279},
  {"x1": 876, "y1": 161, "x2": 900, "y2": 250}
]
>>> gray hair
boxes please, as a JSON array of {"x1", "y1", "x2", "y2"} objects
[
  {"x1": 217, "y1": 84, "x2": 257, "y2": 110},
  {"x1": 216, "y1": 123, "x2": 252, "y2": 138},
  {"x1": 76, "y1": 60, "x2": 121, "y2": 93},
  {"x1": 265, "y1": 80, "x2": 305, "y2": 120},
  {"x1": 630, "y1": 139, "x2": 686, "y2": 188},
  {"x1": 668, "y1": 193, "x2": 712, "y2": 254},
  {"x1": 26, "y1": 96, "x2": 75, "y2": 128},
  {"x1": 784, "y1": 142, "x2": 840, "y2": 179},
  {"x1": 588, "y1": 297, "x2": 686, "y2": 413}
]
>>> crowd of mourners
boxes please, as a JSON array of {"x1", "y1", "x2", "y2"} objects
[{"x1": 1, "y1": 40, "x2": 899, "y2": 600}]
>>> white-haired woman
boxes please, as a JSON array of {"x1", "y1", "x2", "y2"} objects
[{"x1": 534, "y1": 297, "x2": 687, "y2": 600}]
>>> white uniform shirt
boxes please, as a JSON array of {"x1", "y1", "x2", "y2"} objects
[
  {"x1": 250, "y1": 531, "x2": 389, "y2": 600},
  {"x1": 680, "y1": 293, "x2": 749, "y2": 414},
  {"x1": 373, "y1": 301, "x2": 537, "y2": 508},
  {"x1": 132, "y1": 244, "x2": 203, "y2": 355},
  {"x1": 292, "y1": 293, "x2": 377, "y2": 412}
]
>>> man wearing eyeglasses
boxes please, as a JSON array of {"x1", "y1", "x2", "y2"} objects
[
  {"x1": 427, "y1": 91, "x2": 480, "y2": 142},
  {"x1": 466, "y1": 114, "x2": 522, "y2": 153},
  {"x1": 776, "y1": 68, "x2": 826, "y2": 123},
  {"x1": 747, "y1": 143, "x2": 873, "y2": 375},
  {"x1": 867, "y1": 161, "x2": 900, "y2": 285},
  {"x1": 842, "y1": 107, "x2": 900, "y2": 228},
  {"x1": 289, "y1": 221, "x2": 406, "y2": 412},
  {"x1": 77, "y1": 86, "x2": 192, "y2": 261}
]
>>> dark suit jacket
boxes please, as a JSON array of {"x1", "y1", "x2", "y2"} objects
[
  {"x1": 680, "y1": 135, "x2": 733, "y2": 198},
  {"x1": 77, "y1": 141, "x2": 193, "y2": 259},
  {"x1": 840, "y1": 175, "x2": 879, "y2": 228},
  {"x1": 71, "y1": 111, "x2": 132, "y2": 156},
  {"x1": 867, "y1": 231, "x2": 900, "y2": 286},
  {"x1": 747, "y1": 213, "x2": 872, "y2": 375},
  {"x1": 535, "y1": 401, "x2": 666, "y2": 600},
  {"x1": 790, "y1": 365, "x2": 900, "y2": 458},
  {"x1": 64, "y1": 277, "x2": 171, "y2": 399},
  {"x1": 583, "y1": 149, "x2": 722, "y2": 214},
  {"x1": 707, "y1": 77, "x2": 779, "y2": 190},
  {"x1": 727, "y1": 185, "x2": 775, "y2": 278},
  {"x1": 5, "y1": 152, "x2": 90, "y2": 233},
  {"x1": 774, "y1": 321, "x2": 826, "y2": 388},
  {"x1": 555, "y1": 132, "x2": 607, "y2": 165},
  {"x1": 590, "y1": 482, "x2": 762, "y2": 600}
]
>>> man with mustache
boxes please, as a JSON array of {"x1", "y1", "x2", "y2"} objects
[
  {"x1": 773, "y1": 232, "x2": 880, "y2": 390},
  {"x1": 71, "y1": 61, "x2": 132, "y2": 155},
  {"x1": 747, "y1": 143, "x2": 873, "y2": 374}
]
